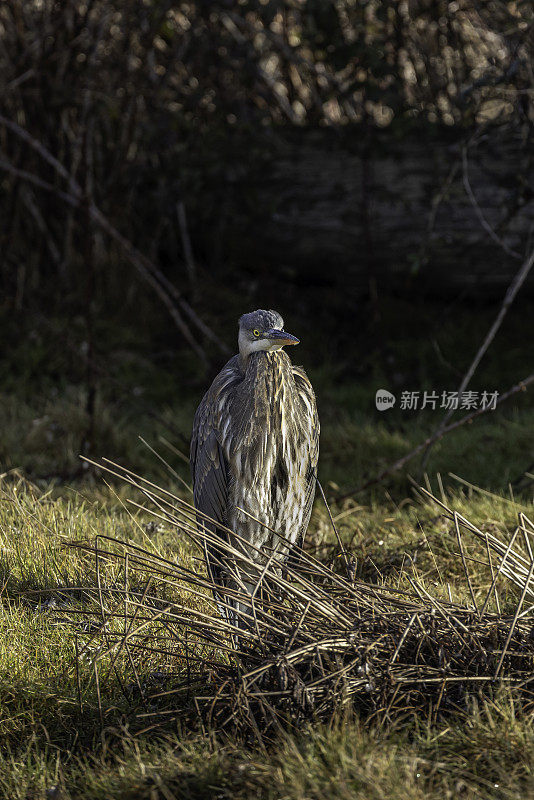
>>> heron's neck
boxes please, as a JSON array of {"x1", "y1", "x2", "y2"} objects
[
  {"x1": 240, "y1": 349, "x2": 281, "y2": 376},
  {"x1": 229, "y1": 350, "x2": 296, "y2": 463},
  {"x1": 239, "y1": 348, "x2": 275, "y2": 374},
  {"x1": 241, "y1": 350, "x2": 295, "y2": 395},
  {"x1": 238, "y1": 350, "x2": 249, "y2": 374}
]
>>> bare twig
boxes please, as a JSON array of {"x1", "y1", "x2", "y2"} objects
[
  {"x1": 176, "y1": 201, "x2": 197, "y2": 294},
  {"x1": 337, "y1": 372, "x2": 534, "y2": 499},
  {"x1": 0, "y1": 116, "x2": 230, "y2": 361},
  {"x1": 316, "y1": 478, "x2": 350, "y2": 574},
  {"x1": 420, "y1": 244, "x2": 534, "y2": 469},
  {"x1": 454, "y1": 512, "x2": 478, "y2": 613},
  {"x1": 462, "y1": 144, "x2": 521, "y2": 260}
]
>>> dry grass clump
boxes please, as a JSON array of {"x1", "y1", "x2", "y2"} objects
[{"x1": 68, "y1": 461, "x2": 534, "y2": 745}]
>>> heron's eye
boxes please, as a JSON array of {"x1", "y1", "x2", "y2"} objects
[{"x1": 253, "y1": 329, "x2": 261, "y2": 337}]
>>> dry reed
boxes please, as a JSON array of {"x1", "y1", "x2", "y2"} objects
[{"x1": 65, "y1": 461, "x2": 534, "y2": 742}]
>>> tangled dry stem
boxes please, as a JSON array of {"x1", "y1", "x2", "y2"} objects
[{"x1": 67, "y1": 461, "x2": 534, "y2": 743}]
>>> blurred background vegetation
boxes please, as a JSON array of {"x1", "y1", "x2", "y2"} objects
[
  {"x1": 2, "y1": 5, "x2": 534, "y2": 798},
  {"x1": 1, "y1": 0, "x2": 533, "y2": 493}
]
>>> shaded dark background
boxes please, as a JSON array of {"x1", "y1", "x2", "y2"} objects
[{"x1": 1, "y1": 0, "x2": 533, "y2": 491}]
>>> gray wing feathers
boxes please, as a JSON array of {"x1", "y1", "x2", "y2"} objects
[
  {"x1": 292, "y1": 365, "x2": 320, "y2": 551},
  {"x1": 191, "y1": 429, "x2": 228, "y2": 531},
  {"x1": 190, "y1": 359, "x2": 243, "y2": 587},
  {"x1": 190, "y1": 356, "x2": 242, "y2": 537}
]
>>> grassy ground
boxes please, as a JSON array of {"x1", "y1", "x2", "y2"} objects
[
  {"x1": 0, "y1": 476, "x2": 533, "y2": 799},
  {"x1": 1, "y1": 303, "x2": 534, "y2": 798}
]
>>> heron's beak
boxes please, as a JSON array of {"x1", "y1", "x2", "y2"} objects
[{"x1": 265, "y1": 328, "x2": 300, "y2": 346}]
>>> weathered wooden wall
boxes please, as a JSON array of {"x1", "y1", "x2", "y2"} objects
[{"x1": 223, "y1": 128, "x2": 534, "y2": 298}]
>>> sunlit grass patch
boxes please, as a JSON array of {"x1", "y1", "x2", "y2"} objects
[
  {"x1": 0, "y1": 414, "x2": 534, "y2": 798},
  {"x1": 0, "y1": 477, "x2": 216, "y2": 754}
]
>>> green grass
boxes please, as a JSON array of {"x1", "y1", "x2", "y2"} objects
[
  {"x1": 0, "y1": 472, "x2": 532, "y2": 798},
  {"x1": 1, "y1": 303, "x2": 534, "y2": 798}
]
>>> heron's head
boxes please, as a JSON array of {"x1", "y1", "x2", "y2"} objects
[{"x1": 238, "y1": 309, "x2": 299, "y2": 360}]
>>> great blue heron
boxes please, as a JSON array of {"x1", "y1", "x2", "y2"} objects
[{"x1": 190, "y1": 309, "x2": 319, "y2": 624}]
